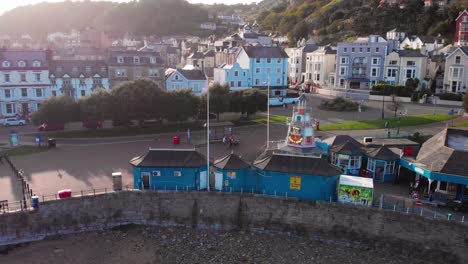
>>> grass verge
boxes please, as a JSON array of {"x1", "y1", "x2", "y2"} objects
[
  {"x1": 320, "y1": 114, "x2": 458, "y2": 131},
  {"x1": 455, "y1": 121, "x2": 468, "y2": 128},
  {"x1": 3, "y1": 145, "x2": 49, "y2": 157}
]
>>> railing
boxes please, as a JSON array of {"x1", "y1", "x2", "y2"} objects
[
  {"x1": 3, "y1": 154, "x2": 31, "y2": 208},
  {"x1": 1, "y1": 188, "x2": 466, "y2": 223}
]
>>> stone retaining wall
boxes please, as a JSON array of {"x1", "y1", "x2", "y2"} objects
[{"x1": 0, "y1": 191, "x2": 466, "y2": 262}]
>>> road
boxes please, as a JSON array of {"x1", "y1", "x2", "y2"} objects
[{"x1": 0, "y1": 94, "x2": 465, "y2": 203}]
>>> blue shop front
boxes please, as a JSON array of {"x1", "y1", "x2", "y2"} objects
[
  {"x1": 253, "y1": 153, "x2": 342, "y2": 201},
  {"x1": 213, "y1": 153, "x2": 253, "y2": 192},
  {"x1": 365, "y1": 146, "x2": 400, "y2": 183},
  {"x1": 130, "y1": 148, "x2": 208, "y2": 191},
  {"x1": 399, "y1": 128, "x2": 468, "y2": 201}
]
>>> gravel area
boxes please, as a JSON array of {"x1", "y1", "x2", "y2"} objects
[{"x1": 0, "y1": 225, "x2": 447, "y2": 264}]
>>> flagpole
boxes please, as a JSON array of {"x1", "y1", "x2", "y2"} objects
[
  {"x1": 206, "y1": 85, "x2": 210, "y2": 192},
  {"x1": 267, "y1": 77, "x2": 270, "y2": 149}
]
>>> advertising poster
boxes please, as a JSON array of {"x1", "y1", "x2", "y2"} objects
[
  {"x1": 290, "y1": 176, "x2": 301, "y2": 190},
  {"x1": 338, "y1": 184, "x2": 373, "y2": 206}
]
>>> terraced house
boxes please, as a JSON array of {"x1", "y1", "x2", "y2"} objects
[
  {"x1": 214, "y1": 46, "x2": 289, "y2": 96},
  {"x1": 335, "y1": 35, "x2": 397, "y2": 91},
  {"x1": 49, "y1": 60, "x2": 110, "y2": 99},
  {"x1": 443, "y1": 47, "x2": 468, "y2": 93},
  {"x1": 0, "y1": 49, "x2": 51, "y2": 119},
  {"x1": 107, "y1": 49, "x2": 165, "y2": 89}
]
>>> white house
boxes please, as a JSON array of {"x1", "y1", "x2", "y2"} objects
[
  {"x1": 304, "y1": 46, "x2": 337, "y2": 87},
  {"x1": 0, "y1": 50, "x2": 51, "y2": 119},
  {"x1": 165, "y1": 68, "x2": 208, "y2": 96},
  {"x1": 443, "y1": 47, "x2": 468, "y2": 94},
  {"x1": 399, "y1": 35, "x2": 444, "y2": 54}
]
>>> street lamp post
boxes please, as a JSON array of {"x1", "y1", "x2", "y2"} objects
[
  {"x1": 206, "y1": 86, "x2": 210, "y2": 192},
  {"x1": 381, "y1": 95, "x2": 385, "y2": 120}
]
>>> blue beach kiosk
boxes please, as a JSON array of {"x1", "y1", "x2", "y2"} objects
[
  {"x1": 400, "y1": 128, "x2": 468, "y2": 201},
  {"x1": 254, "y1": 153, "x2": 342, "y2": 201},
  {"x1": 213, "y1": 153, "x2": 252, "y2": 192},
  {"x1": 130, "y1": 147, "x2": 209, "y2": 191},
  {"x1": 365, "y1": 146, "x2": 400, "y2": 183}
]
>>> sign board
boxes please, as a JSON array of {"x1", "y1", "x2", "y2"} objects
[
  {"x1": 289, "y1": 176, "x2": 301, "y2": 190},
  {"x1": 338, "y1": 184, "x2": 373, "y2": 206},
  {"x1": 10, "y1": 132, "x2": 18, "y2": 147},
  {"x1": 227, "y1": 171, "x2": 236, "y2": 179}
]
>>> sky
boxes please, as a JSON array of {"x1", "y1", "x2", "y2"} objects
[{"x1": 0, "y1": 0, "x2": 258, "y2": 15}]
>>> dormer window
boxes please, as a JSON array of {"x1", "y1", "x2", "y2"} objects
[
  {"x1": 18, "y1": 61, "x2": 26, "y2": 67},
  {"x1": 32, "y1": 60, "x2": 41, "y2": 67},
  {"x1": 133, "y1": 56, "x2": 140, "y2": 64},
  {"x1": 2, "y1": 61, "x2": 10, "y2": 67},
  {"x1": 117, "y1": 56, "x2": 124, "y2": 64},
  {"x1": 175, "y1": 75, "x2": 179, "y2": 80}
]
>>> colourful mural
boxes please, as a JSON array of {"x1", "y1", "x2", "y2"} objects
[{"x1": 338, "y1": 185, "x2": 373, "y2": 206}]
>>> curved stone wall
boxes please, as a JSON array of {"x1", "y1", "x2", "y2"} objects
[{"x1": 0, "y1": 191, "x2": 466, "y2": 262}]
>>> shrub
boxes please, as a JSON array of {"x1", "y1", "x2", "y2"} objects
[
  {"x1": 464, "y1": 94, "x2": 468, "y2": 113},
  {"x1": 370, "y1": 84, "x2": 413, "y2": 97},
  {"x1": 319, "y1": 97, "x2": 359, "y2": 112},
  {"x1": 437, "y1": 93, "x2": 463, "y2": 101}
]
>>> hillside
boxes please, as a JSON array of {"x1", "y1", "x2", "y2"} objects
[
  {"x1": 256, "y1": 0, "x2": 467, "y2": 45},
  {"x1": 0, "y1": 0, "x2": 208, "y2": 37}
]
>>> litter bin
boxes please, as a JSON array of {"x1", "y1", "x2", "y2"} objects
[
  {"x1": 31, "y1": 195, "x2": 39, "y2": 209},
  {"x1": 48, "y1": 138, "x2": 56, "y2": 148},
  {"x1": 446, "y1": 213, "x2": 452, "y2": 221},
  {"x1": 112, "y1": 172, "x2": 122, "y2": 191},
  {"x1": 173, "y1": 136, "x2": 180, "y2": 145}
]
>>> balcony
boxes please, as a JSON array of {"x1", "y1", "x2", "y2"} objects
[
  {"x1": 351, "y1": 74, "x2": 367, "y2": 78},
  {"x1": 352, "y1": 62, "x2": 367, "y2": 68}
]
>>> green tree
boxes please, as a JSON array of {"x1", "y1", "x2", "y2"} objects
[
  {"x1": 244, "y1": 90, "x2": 267, "y2": 118},
  {"x1": 163, "y1": 90, "x2": 200, "y2": 123},
  {"x1": 463, "y1": 94, "x2": 468, "y2": 113},
  {"x1": 108, "y1": 79, "x2": 163, "y2": 126},
  {"x1": 78, "y1": 88, "x2": 112, "y2": 123},
  {"x1": 204, "y1": 83, "x2": 230, "y2": 122},
  {"x1": 31, "y1": 96, "x2": 79, "y2": 125}
]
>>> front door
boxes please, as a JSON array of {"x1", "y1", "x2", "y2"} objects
[
  {"x1": 215, "y1": 172, "x2": 223, "y2": 191},
  {"x1": 199, "y1": 171, "x2": 207, "y2": 190},
  {"x1": 141, "y1": 173, "x2": 150, "y2": 190}
]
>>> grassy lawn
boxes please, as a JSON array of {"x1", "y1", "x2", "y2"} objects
[
  {"x1": 455, "y1": 121, "x2": 468, "y2": 127},
  {"x1": 3, "y1": 145, "x2": 49, "y2": 157},
  {"x1": 253, "y1": 115, "x2": 289, "y2": 124},
  {"x1": 46, "y1": 122, "x2": 205, "y2": 138},
  {"x1": 320, "y1": 114, "x2": 458, "y2": 131}
]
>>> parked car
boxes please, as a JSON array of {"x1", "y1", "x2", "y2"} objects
[
  {"x1": 82, "y1": 121, "x2": 103, "y2": 129},
  {"x1": 38, "y1": 123, "x2": 65, "y2": 131},
  {"x1": 446, "y1": 199, "x2": 468, "y2": 212},
  {"x1": 3, "y1": 118, "x2": 26, "y2": 126}
]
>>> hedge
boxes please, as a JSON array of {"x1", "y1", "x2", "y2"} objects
[
  {"x1": 370, "y1": 84, "x2": 413, "y2": 97},
  {"x1": 437, "y1": 93, "x2": 463, "y2": 101}
]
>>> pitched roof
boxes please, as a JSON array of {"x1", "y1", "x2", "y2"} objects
[
  {"x1": 175, "y1": 69, "x2": 207, "y2": 80},
  {"x1": 188, "y1": 52, "x2": 204, "y2": 59},
  {"x1": 366, "y1": 146, "x2": 399, "y2": 161},
  {"x1": 50, "y1": 60, "x2": 108, "y2": 78},
  {"x1": 0, "y1": 50, "x2": 48, "y2": 67},
  {"x1": 331, "y1": 141, "x2": 365, "y2": 156},
  {"x1": 129, "y1": 148, "x2": 207, "y2": 168},
  {"x1": 254, "y1": 154, "x2": 341, "y2": 176},
  {"x1": 455, "y1": 10, "x2": 468, "y2": 22},
  {"x1": 322, "y1": 135, "x2": 362, "y2": 148},
  {"x1": 302, "y1": 44, "x2": 319, "y2": 53},
  {"x1": 416, "y1": 35, "x2": 436, "y2": 43},
  {"x1": 214, "y1": 153, "x2": 250, "y2": 170},
  {"x1": 416, "y1": 128, "x2": 468, "y2": 177},
  {"x1": 243, "y1": 46, "x2": 289, "y2": 59},
  {"x1": 107, "y1": 50, "x2": 164, "y2": 66},
  {"x1": 397, "y1": 50, "x2": 426, "y2": 58},
  {"x1": 204, "y1": 50, "x2": 215, "y2": 57}
]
